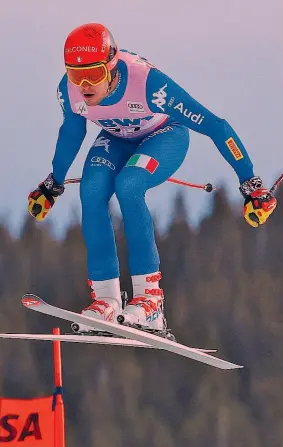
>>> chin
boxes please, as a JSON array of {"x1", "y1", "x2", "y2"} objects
[{"x1": 85, "y1": 97, "x2": 101, "y2": 106}]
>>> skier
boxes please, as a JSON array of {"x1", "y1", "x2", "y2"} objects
[{"x1": 28, "y1": 23, "x2": 277, "y2": 337}]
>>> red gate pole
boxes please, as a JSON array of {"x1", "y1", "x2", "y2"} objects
[{"x1": 53, "y1": 327, "x2": 65, "y2": 447}]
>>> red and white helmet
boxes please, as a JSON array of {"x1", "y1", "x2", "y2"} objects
[{"x1": 64, "y1": 23, "x2": 119, "y2": 86}]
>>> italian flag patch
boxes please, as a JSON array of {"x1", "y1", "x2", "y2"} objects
[{"x1": 126, "y1": 154, "x2": 159, "y2": 174}]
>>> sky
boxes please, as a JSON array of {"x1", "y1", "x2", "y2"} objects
[{"x1": 0, "y1": 0, "x2": 282, "y2": 237}]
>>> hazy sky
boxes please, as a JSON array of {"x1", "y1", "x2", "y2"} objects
[{"x1": 1, "y1": 0, "x2": 282, "y2": 236}]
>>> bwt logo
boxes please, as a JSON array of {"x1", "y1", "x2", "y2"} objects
[
  {"x1": 96, "y1": 116, "x2": 153, "y2": 133},
  {"x1": 0, "y1": 413, "x2": 42, "y2": 442}
]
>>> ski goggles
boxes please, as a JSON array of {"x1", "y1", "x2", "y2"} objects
[{"x1": 66, "y1": 62, "x2": 110, "y2": 87}]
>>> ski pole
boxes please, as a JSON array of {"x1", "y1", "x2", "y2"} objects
[
  {"x1": 166, "y1": 177, "x2": 214, "y2": 192},
  {"x1": 270, "y1": 174, "x2": 283, "y2": 194},
  {"x1": 64, "y1": 177, "x2": 215, "y2": 192}
]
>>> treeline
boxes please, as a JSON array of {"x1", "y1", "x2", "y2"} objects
[{"x1": 0, "y1": 186, "x2": 283, "y2": 446}]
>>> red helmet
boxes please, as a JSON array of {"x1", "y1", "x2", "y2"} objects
[{"x1": 64, "y1": 23, "x2": 119, "y2": 86}]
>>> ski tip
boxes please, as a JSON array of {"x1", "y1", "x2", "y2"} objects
[
  {"x1": 225, "y1": 363, "x2": 244, "y2": 370},
  {"x1": 21, "y1": 294, "x2": 42, "y2": 308}
]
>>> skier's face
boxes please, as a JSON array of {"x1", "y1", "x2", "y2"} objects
[{"x1": 79, "y1": 79, "x2": 109, "y2": 106}]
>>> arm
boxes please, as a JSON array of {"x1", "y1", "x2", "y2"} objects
[
  {"x1": 146, "y1": 68, "x2": 254, "y2": 184},
  {"x1": 52, "y1": 74, "x2": 87, "y2": 184},
  {"x1": 28, "y1": 75, "x2": 87, "y2": 221}
]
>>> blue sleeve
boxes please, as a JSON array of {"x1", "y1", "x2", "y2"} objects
[
  {"x1": 52, "y1": 74, "x2": 87, "y2": 184},
  {"x1": 146, "y1": 68, "x2": 254, "y2": 183}
]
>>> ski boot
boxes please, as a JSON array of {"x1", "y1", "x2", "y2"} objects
[
  {"x1": 71, "y1": 278, "x2": 126, "y2": 336},
  {"x1": 117, "y1": 272, "x2": 176, "y2": 341}
]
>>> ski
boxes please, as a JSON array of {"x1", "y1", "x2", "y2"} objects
[
  {"x1": 0, "y1": 332, "x2": 216, "y2": 353},
  {"x1": 0, "y1": 333, "x2": 153, "y2": 348},
  {"x1": 21, "y1": 294, "x2": 243, "y2": 370}
]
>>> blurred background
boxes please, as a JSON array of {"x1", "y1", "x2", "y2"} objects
[{"x1": 1, "y1": 0, "x2": 283, "y2": 446}]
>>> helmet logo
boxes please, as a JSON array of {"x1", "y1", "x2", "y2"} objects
[
  {"x1": 65, "y1": 46, "x2": 98, "y2": 54},
  {"x1": 101, "y1": 31, "x2": 107, "y2": 53}
]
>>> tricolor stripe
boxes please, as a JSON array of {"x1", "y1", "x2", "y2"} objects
[{"x1": 126, "y1": 154, "x2": 159, "y2": 174}]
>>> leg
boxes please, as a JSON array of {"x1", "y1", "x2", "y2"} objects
[
  {"x1": 115, "y1": 124, "x2": 190, "y2": 275},
  {"x1": 80, "y1": 130, "x2": 137, "y2": 280},
  {"x1": 115, "y1": 124, "x2": 190, "y2": 334},
  {"x1": 76, "y1": 131, "x2": 139, "y2": 331}
]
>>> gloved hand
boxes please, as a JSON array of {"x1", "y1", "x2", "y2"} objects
[
  {"x1": 240, "y1": 176, "x2": 277, "y2": 228},
  {"x1": 28, "y1": 173, "x2": 65, "y2": 221}
]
